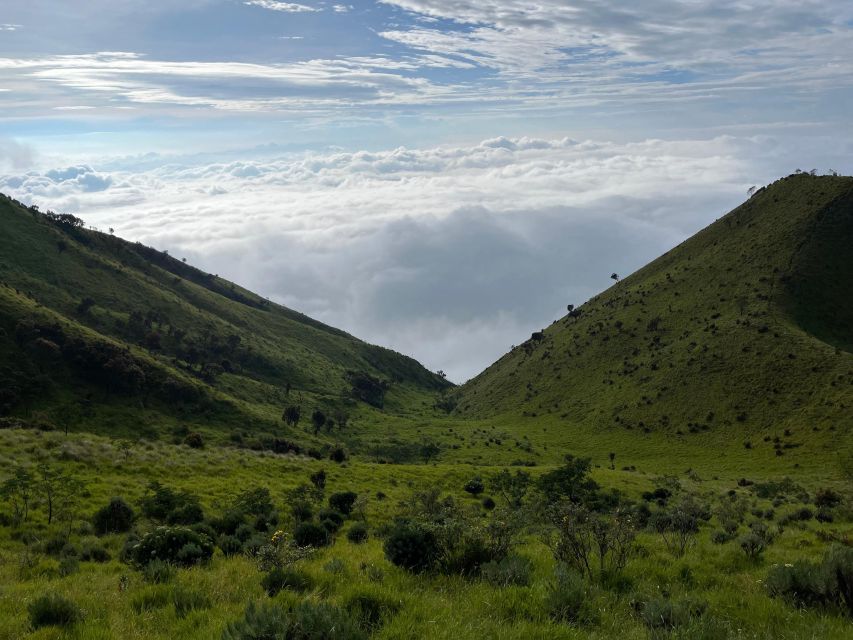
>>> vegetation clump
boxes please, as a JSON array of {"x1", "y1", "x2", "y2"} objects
[
  {"x1": 92, "y1": 496, "x2": 135, "y2": 535},
  {"x1": 130, "y1": 526, "x2": 214, "y2": 567},
  {"x1": 28, "y1": 594, "x2": 82, "y2": 629},
  {"x1": 221, "y1": 601, "x2": 365, "y2": 640}
]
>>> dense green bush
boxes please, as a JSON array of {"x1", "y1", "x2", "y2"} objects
[
  {"x1": 221, "y1": 601, "x2": 365, "y2": 640},
  {"x1": 80, "y1": 538, "x2": 111, "y2": 563},
  {"x1": 130, "y1": 526, "x2": 214, "y2": 567},
  {"x1": 347, "y1": 522, "x2": 369, "y2": 544},
  {"x1": 261, "y1": 567, "x2": 314, "y2": 596},
  {"x1": 219, "y1": 534, "x2": 243, "y2": 556},
  {"x1": 140, "y1": 482, "x2": 203, "y2": 523},
  {"x1": 383, "y1": 521, "x2": 438, "y2": 573},
  {"x1": 329, "y1": 492, "x2": 357, "y2": 516},
  {"x1": 293, "y1": 522, "x2": 330, "y2": 548},
  {"x1": 93, "y1": 497, "x2": 135, "y2": 535},
  {"x1": 463, "y1": 477, "x2": 485, "y2": 496},
  {"x1": 482, "y1": 554, "x2": 533, "y2": 587},
  {"x1": 28, "y1": 594, "x2": 82, "y2": 629},
  {"x1": 183, "y1": 432, "x2": 204, "y2": 449},
  {"x1": 767, "y1": 545, "x2": 853, "y2": 615},
  {"x1": 318, "y1": 509, "x2": 344, "y2": 533}
]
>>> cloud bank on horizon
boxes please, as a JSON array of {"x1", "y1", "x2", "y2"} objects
[{"x1": 1, "y1": 0, "x2": 852, "y2": 380}]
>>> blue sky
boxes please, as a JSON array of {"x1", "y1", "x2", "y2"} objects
[{"x1": 1, "y1": 1, "x2": 852, "y2": 380}]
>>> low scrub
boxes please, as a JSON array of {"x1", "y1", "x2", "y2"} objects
[
  {"x1": 221, "y1": 601, "x2": 365, "y2": 640},
  {"x1": 482, "y1": 554, "x2": 534, "y2": 588},
  {"x1": 766, "y1": 545, "x2": 853, "y2": 615},
  {"x1": 28, "y1": 593, "x2": 83, "y2": 629},
  {"x1": 261, "y1": 567, "x2": 314, "y2": 596}
]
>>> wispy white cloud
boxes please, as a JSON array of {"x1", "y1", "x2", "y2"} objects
[
  {"x1": 0, "y1": 24, "x2": 21, "y2": 31},
  {"x1": 244, "y1": 1, "x2": 319, "y2": 13}
]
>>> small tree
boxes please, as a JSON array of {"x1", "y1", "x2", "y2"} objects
[
  {"x1": 609, "y1": 452, "x2": 616, "y2": 470},
  {"x1": 1, "y1": 467, "x2": 34, "y2": 524},
  {"x1": 545, "y1": 502, "x2": 636, "y2": 580},
  {"x1": 650, "y1": 497, "x2": 706, "y2": 557},
  {"x1": 329, "y1": 492, "x2": 358, "y2": 516},
  {"x1": 282, "y1": 405, "x2": 301, "y2": 427},
  {"x1": 311, "y1": 410, "x2": 326, "y2": 435},
  {"x1": 93, "y1": 497, "x2": 135, "y2": 535},
  {"x1": 492, "y1": 470, "x2": 530, "y2": 508},
  {"x1": 309, "y1": 470, "x2": 326, "y2": 491},
  {"x1": 37, "y1": 464, "x2": 83, "y2": 526},
  {"x1": 610, "y1": 273, "x2": 620, "y2": 282}
]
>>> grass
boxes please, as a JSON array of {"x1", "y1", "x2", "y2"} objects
[{"x1": 0, "y1": 428, "x2": 851, "y2": 639}]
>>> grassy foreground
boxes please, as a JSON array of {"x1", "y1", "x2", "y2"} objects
[{"x1": 1, "y1": 427, "x2": 851, "y2": 640}]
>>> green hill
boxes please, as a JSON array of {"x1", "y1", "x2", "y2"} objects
[
  {"x1": 454, "y1": 174, "x2": 853, "y2": 466},
  {"x1": 0, "y1": 194, "x2": 450, "y2": 446}
]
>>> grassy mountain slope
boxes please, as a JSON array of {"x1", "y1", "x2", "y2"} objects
[
  {"x1": 0, "y1": 194, "x2": 450, "y2": 443},
  {"x1": 455, "y1": 174, "x2": 853, "y2": 465}
]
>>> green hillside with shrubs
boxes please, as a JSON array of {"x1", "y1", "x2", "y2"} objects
[
  {"x1": 0, "y1": 193, "x2": 451, "y2": 453},
  {"x1": 455, "y1": 173, "x2": 853, "y2": 470},
  {"x1": 1, "y1": 175, "x2": 852, "y2": 639}
]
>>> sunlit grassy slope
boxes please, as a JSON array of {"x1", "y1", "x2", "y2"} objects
[
  {"x1": 454, "y1": 174, "x2": 853, "y2": 471},
  {"x1": 0, "y1": 194, "x2": 450, "y2": 444}
]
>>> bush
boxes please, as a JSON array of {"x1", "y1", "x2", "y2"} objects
[
  {"x1": 815, "y1": 488, "x2": 842, "y2": 509},
  {"x1": 58, "y1": 556, "x2": 79, "y2": 577},
  {"x1": 130, "y1": 526, "x2": 214, "y2": 567},
  {"x1": 330, "y1": 447, "x2": 348, "y2": 463},
  {"x1": 28, "y1": 594, "x2": 82, "y2": 629},
  {"x1": 261, "y1": 567, "x2": 314, "y2": 596},
  {"x1": 383, "y1": 521, "x2": 438, "y2": 573},
  {"x1": 293, "y1": 522, "x2": 330, "y2": 548},
  {"x1": 318, "y1": 509, "x2": 345, "y2": 531},
  {"x1": 219, "y1": 535, "x2": 244, "y2": 556},
  {"x1": 140, "y1": 482, "x2": 202, "y2": 523},
  {"x1": 329, "y1": 492, "x2": 357, "y2": 516},
  {"x1": 767, "y1": 545, "x2": 853, "y2": 616},
  {"x1": 463, "y1": 477, "x2": 485, "y2": 496},
  {"x1": 640, "y1": 597, "x2": 707, "y2": 631},
  {"x1": 482, "y1": 554, "x2": 533, "y2": 587},
  {"x1": 710, "y1": 530, "x2": 734, "y2": 545},
  {"x1": 93, "y1": 497, "x2": 135, "y2": 535},
  {"x1": 183, "y1": 432, "x2": 204, "y2": 448},
  {"x1": 143, "y1": 559, "x2": 175, "y2": 584},
  {"x1": 347, "y1": 522, "x2": 369, "y2": 544},
  {"x1": 343, "y1": 591, "x2": 401, "y2": 631},
  {"x1": 545, "y1": 568, "x2": 597, "y2": 624},
  {"x1": 221, "y1": 601, "x2": 366, "y2": 640},
  {"x1": 481, "y1": 496, "x2": 496, "y2": 510},
  {"x1": 166, "y1": 502, "x2": 205, "y2": 526},
  {"x1": 766, "y1": 562, "x2": 829, "y2": 608},
  {"x1": 80, "y1": 539, "x2": 111, "y2": 563},
  {"x1": 739, "y1": 532, "x2": 766, "y2": 560}
]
